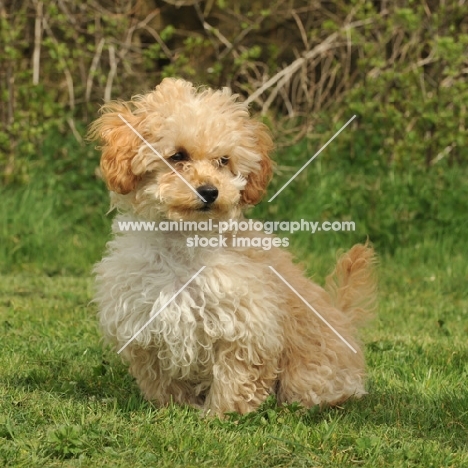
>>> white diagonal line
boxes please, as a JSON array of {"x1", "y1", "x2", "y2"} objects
[
  {"x1": 117, "y1": 266, "x2": 206, "y2": 354},
  {"x1": 117, "y1": 114, "x2": 207, "y2": 203},
  {"x1": 268, "y1": 266, "x2": 357, "y2": 353},
  {"x1": 268, "y1": 115, "x2": 357, "y2": 202}
]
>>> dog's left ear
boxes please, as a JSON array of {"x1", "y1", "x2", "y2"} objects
[
  {"x1": 241, "y1": 121, "x2": 274, "y2": 205},
  {"x1": 88, "y1": 102, "x2": 146, "y2": 194}
]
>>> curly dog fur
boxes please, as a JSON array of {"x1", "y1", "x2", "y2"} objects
[{"x1": 89, "y1": 78, "x2": 376, "y2": 416}]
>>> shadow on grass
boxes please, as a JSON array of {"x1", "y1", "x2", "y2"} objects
[{"x1": 8, "y1": 350, "x2": 149, "y2": 413}]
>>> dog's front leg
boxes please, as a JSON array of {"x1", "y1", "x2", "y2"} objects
[
  {"x1": 203, "y1": 342, "x2": 279, "y2": 416},
  {"x1": 125, "y1": 346, "x2": 204, "y2": 408}
]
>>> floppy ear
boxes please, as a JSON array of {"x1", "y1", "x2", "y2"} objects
[
  {"x1": 241, "y1": 121, "x2": 274, "y2": 205},
  {"x1": 88, "y1": 102, "x2": 144, "y2": 194}
]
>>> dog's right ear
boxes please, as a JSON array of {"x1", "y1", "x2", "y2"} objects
[
  {"x1": 240, "y1": 120, "x2": 274, "y2": 206},
  {"x1": 88, "y1": 102, "x2": 144, "y2": 194}
]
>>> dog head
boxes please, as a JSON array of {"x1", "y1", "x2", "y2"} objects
[{"x1": 88, "y1": 78, "x2": 273, "y2": 221}]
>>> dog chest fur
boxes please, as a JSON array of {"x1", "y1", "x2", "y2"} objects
[{"x1": 94, "y1": 215, "x2": 285, "y2": 380}]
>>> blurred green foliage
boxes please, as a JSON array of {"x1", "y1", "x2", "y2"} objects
[
  {"x1": 0, "y1": 0, "x2": 466, "y2": 186},
  {"x1": 1, "y1": 135, "x2": 467, "y2": 275},
  {"x1": 0, "y1": 1, "x2": 467, "y2": 274}
]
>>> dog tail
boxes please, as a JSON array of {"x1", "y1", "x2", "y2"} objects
[{"x1": 325, "y1": 242, "x2": 377, "y2": 326}]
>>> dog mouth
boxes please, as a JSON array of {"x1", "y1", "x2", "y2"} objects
[
  {"x1": 164, "y1": 204, "x2": 218, "y2": 220},
  {"x1": 198, "y1": 203, "x2": 215, "y2": 212},
  {"x1": 163, "y1": 201, "x2": 241, "y2": 223}
]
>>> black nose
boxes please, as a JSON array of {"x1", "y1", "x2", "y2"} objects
[{"x1": 197, "y1": 184, "x2": 218, "y2": 204}]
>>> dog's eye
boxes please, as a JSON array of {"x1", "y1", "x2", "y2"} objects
[
  {"x1": 219, "y1": 156, "x2": 229, "y2": 166},
  {"x1": 169, "y1": 151, "x2": 189, "y2": 162}
]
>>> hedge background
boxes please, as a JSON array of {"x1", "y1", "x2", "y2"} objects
[{"x1": 1, "y1": 0, "x2": 467, "y2": 187}]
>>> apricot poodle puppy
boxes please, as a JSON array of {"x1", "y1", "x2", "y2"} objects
[{"x1": 89, "y1": 78, "x2": 376, "y2": 416}]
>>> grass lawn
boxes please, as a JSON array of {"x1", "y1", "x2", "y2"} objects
[
  {"x1": 1, "y1": 242, "x2": 467, "y2": 467},
  {"x1": 1, "y1": 144, "x2": 467, "y2": 467}
]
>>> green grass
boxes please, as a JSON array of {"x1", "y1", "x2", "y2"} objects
[
  {"x1": 0, "y1": 184, "x2": 110, "y2": 276},
  {"x1": 1, "y1": 246, "x2": 467, "y2": 467},
  {"x1": 1, "y1": 139, "x2": 468, "y2": 467}
]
